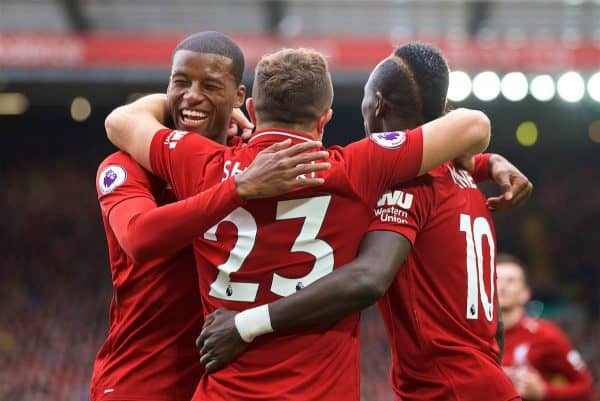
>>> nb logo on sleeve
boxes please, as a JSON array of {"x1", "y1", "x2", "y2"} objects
[
  {"x1": 164, "y1": 130, "x2": 188, "y2": 149},
  {"x1": 376, "y1": 190, "x2": 414, "y2": 209}
]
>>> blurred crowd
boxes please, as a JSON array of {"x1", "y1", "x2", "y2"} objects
[{"x1": 1, "y1": 158, "x2": 598, "y2": 401}]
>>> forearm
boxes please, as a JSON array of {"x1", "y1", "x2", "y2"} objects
[
  {"x1": 419, "y1": 108, "x2": 490, "y2": 175},
  {"x1": 115, "y1": 178, "x2": 244, "y2": 263},
  {"x1": 269, "y1": 265, "x2": 386, "y2": 331},
  {"x1": 105, "y1": 94, "x2": 168, "y2": 171},
  {"x1": 235, "y1": 232, "x2": 410, "y2": 342}
]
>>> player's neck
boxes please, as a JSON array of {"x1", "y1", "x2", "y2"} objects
[
  {"x1": 215, "y1": 131, "x2": 229, "y2": 146},
  {"x1": 381, "y1": 117, "x2": 419, "y2": 132},
  {"x1": 255, "y1": 122, "x2": 319, "y2": 139},
  {"x1": 502, "y1": 307, "x2": 525, "y2": 330}
]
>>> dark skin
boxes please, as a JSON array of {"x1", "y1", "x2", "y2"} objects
[
  {"x1": 197, "y1": 67, "x2": 532, "y2": 373},
  {"x1": 168, "y1": 50, "x2": 245, "y2": 144}
]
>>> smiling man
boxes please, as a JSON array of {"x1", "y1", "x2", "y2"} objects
[{"x1": 91, "y1": 32, "x2": 330, "y2": 401}]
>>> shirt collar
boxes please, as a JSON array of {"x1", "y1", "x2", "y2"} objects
[{"x1": 248, "y1": 128, "x2": 317, "y2": 146}]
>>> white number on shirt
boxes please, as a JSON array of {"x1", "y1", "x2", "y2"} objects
[
  {"x1": 459, "y1": 213, "x2": 495, "y2": 322},
  {"x1": 205, "y1": 196, "x2": 333, "y2": 302},
  {"x1": 204, "y1": 208, "x2": 259, "y2": 302}
]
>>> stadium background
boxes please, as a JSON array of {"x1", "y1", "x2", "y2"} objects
[{"x1": 0, "y1": 1, "x2": 598, "y2": 400}]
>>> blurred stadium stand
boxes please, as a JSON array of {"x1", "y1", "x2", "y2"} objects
[{"x1": 0, "y1": 1, "x2": 598, "y2": 401}]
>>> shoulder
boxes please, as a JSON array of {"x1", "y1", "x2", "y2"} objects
[
  {"x1": 162, "y1": 130, "x2": 226, "y2": 154},
  {"x1": 97, "y1": 151, "x2": 151, "y2": 197},
  {"x1": 524, "y1": 318, "x2": 570, "y2": 346},
  {"x1": 536, "y1": 319, "x2": 569, "y2": 341},
  {"x1": 98, "y1": 151, "x2": 148, "y2": 173}
]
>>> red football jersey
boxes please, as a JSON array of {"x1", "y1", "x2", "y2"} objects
[
  {"x1": 149, "y1": 127, "x2": 424, "y2": 401},
  {"x1": 91, "y1": 152, "x2": 203, "y2": 401},
  {"x1": 503, "y1": 316, "x2": 594, "y2": 401},
  {"x1": 368, "y1": 162, "x2": 518, "y2": 401}
]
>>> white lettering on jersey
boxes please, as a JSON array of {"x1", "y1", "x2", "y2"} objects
[
  {"x1": 164, "y1": 130, "x2": 188, "y2": 149},
  {"x1": 222, "y1": 160, "x2": 248, "y2": 181},
  {"x1": 374, "y1": 207, "x2": 409, "y2": 224},
  {"x1": 447, "y1": 165, "x2": 477, "y2": 189},
  {"x1": 373, "y1": 190, "x2": 413, "y2": 225},
  {"x1": 376, "y1": 190, "x2": 414, "y2": 209},
  {"x1": 98, "y1": 165, "x2": 127, "y2": 194}
]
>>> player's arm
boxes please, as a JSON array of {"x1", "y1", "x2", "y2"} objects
[
  {"x1": 105, "y1": 94, "x2": 255, "y2": 173},
  {"x1": 466, "y1": 153, "x2": 533, "y2": 212},
  {"x1": 108, "y1": 180, "x2": 244, "y2": 264},
  {"x1": 105, "y1": 94, "x2": 168, "y2": 171},
  {"x1": 346, "y1": 108, "x2": 490, "y2": 206},
  {"x1": 197, "y1": 231, "x2": 411, "y2": 373},
  {"x1": 419, "y1": 108, "x2": 490, "y2": 175}
]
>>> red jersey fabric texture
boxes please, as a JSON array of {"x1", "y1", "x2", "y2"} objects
[
  {"x1": 149, "y1": 127, "x2": 424, "y2": 401},
  {"x1": 92, "y1": 152, "x2": 205, "y2": 401},
  {"x1": 503, "y1": 316, "x2": 595, "y2": 401},
  {"x1": 368, "y1": 162, "x2": 518, "y2": 401}
]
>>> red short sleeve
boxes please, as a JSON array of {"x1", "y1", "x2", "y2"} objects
[
  {"x1": 367, "y1": 178, "x2": 434, "y2": 246},
  {"x1": 472, "y1": 153, "x2": 491, "y2": 183},
  {"x1": 97, "y1": 152, "x2": 156, "y2": 218},
  {"x1": 149, "y1": 129, "x2": 225, "y2": 199},
  {"x1": 342, "y1": 127, "x2": 423, "y2": 208}
]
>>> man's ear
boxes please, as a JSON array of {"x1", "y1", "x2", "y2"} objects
[
  {"x1": 234, "y1": 84, "x2": 246, "y2": 108},
  {"x1": 245, "y1": 97, "x2": 257, "y2": 126},
  {"x1": 316, "y1": 108, "x2": 333, "y2": 141}
]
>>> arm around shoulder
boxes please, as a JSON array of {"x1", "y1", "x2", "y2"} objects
[
  {"x1": 105, "y1": 94, "x2": 169, "y2": 171},
  {"x1": 419, "y1": 108, "x2": 490, "y2": 175}
]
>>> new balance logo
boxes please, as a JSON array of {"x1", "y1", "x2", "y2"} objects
[
  {"x1": 376, "y1": 190, "x2": 414, "y2": 209},
  {"x1": 164, "y1": 130, "x2": 188, "y2": 149}
]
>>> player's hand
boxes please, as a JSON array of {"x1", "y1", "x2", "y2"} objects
[
  {"x1": 514, "y1": 366, "x2": 547, "y2": 400},
  {"x1": 226, "y1": 108, "x2": 254, "y2": 141},
  {"x1": 196, "y1": 308, "x2": 248, "y2": 374},
  {"x1": 486, "y1": 154, "x2": 533, "y2": 212},
  {"x1": 234, "y1": 139, "x2": 330, "y2": 200}
]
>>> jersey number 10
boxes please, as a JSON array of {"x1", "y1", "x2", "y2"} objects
[{"x1": 459, "y1": 213, "x2": 495, "y2": 322}]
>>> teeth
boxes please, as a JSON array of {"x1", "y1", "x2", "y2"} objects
[{"x1": 182, "y1": 109, "x2": 208, "y2": 119}]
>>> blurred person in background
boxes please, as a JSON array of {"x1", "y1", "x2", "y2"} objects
[
  {"x1": 497, "y1": 253, "x2": 595, "y2": 401},
  {"x1": 91, "y1": 31, "x2": 328, "y2": 401},
  {"x1": 198, "y1": 43, "x2": 531, "y2": 401}
]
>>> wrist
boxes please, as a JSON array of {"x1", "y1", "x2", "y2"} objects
[
  {"x1": 234, "y1": 174, "x2": 251, "y2": 200},
  {"x1": 234, "y1": 305, "x2": 274, "y2": 343}
]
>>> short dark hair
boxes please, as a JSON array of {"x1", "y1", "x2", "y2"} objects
[
  {"x1": 394, "y1": 43, "x2": 449, "y2": 122},
  {"x1": 370, "y1": 58, "x2": 423, "y2": 121},
  {"x1": 371, "y1": 42, "x2": 449, "y2": 123},
  {"x1": 174, "y1": 31, "x2": 245, "y2": 84},
  {"x1": 253, "y1": 48, "x2": 333, "y2": 126}
]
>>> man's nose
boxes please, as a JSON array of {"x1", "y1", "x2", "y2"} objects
[{"x1": 184, "y1": 82, "x2": 205, "y2": 103}]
